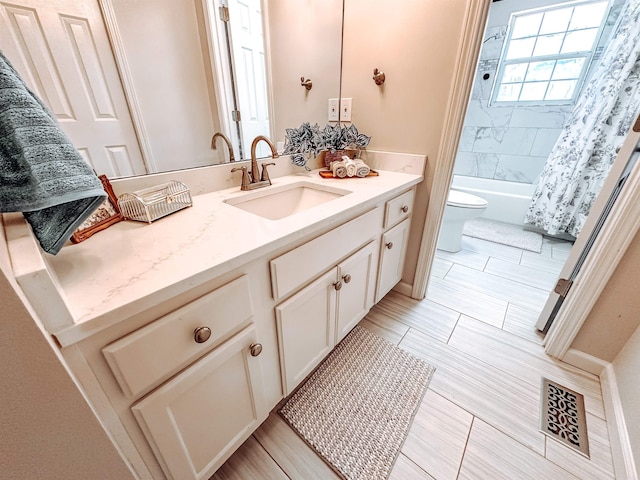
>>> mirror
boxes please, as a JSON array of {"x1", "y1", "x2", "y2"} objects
[
  {"x1": 208, "y1": 0, "x2": 344, "y2": 163},
  {"x1": 106, "y1": 0, "x2": 344, "y2": 176},
  {"x1": 0, "y1": 0, "x2": 343, "y2": 178}
]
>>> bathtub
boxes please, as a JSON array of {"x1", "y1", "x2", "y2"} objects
[{"x1": 450, "y1": 175, "x2": 535, "y2": 226}]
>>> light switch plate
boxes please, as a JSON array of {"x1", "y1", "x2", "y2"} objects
[
  {"x1": 340, "y1": 98, "x2": 352, "y2": 121},
  {"x1": 328, "y1": 98, "x2": 339, "y2": 121}
]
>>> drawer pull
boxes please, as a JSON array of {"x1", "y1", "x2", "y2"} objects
[
  {"x1": 401, "y1": 205, "x2": 409, "y2": 213},
  {"x1": 385, "y1": 241, "x2": 394, "y2": 249},
  {"x1": 249, "y1": 343, "x2": 263, "y2": 357},
  {"x1": 342, "y1": 273, "x2": 352, "y2": 283},
  {"x1": 193, "y1": 326, "x2": 212, "y2": 344},
  {"x1": 333, "y1": 281, "x2": 343, "y2": 291}
]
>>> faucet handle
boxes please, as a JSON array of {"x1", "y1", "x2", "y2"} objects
[
  {"x1": 231, "y1": 166, "x2": 250, "y2": 190},
  {"x1": 261, "y1": 162, "x2": 276, "y2": 183}
]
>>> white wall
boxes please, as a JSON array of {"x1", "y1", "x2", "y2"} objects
[
  {"x1": 341, "y1": 0, "x2": 473, "y2": 285},
  {"x1": 0, "y1": 219, "x2": 133, "y2": 479},
  {"x1": 572, "y1": 229, "x2": 640, "y2": 361},
  {"x1": 267, "y1": 0, "x2": 342, "y2": 145}
]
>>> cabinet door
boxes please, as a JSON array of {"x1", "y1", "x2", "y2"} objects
[
  {"x1": 376, "y1": 219, "x2": 411, "y2": 303},
  {"x1": 131, "y1": 326, "x2": 267, "y2": 480},
  {"x1": 276, "y1": 269, "x2": 337, "y2": 395},
  {"x1": 336, "y1": 241, "x2": 378, "y2": 342}
]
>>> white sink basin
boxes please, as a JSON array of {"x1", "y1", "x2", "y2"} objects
[{"x1": 224, "y1": 181, "x2": 352, "y2": 220}]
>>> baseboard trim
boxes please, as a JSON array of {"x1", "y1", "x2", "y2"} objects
[
  {"x1": 392, "y1": 281, "x2": 412, "y2": 298},
  {"x1": 561, "y1": 348, "x2": 608, "y2": 376},
  {"x1": 601, "y1": 364, "x2": 638, "y2": 480}
]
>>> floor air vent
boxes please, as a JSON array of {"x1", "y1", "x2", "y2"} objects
[{"x1": 540, "y1": 378, "x2": 589, "y2": 457}]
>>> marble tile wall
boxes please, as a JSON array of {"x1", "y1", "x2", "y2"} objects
[{"x1": 454, "y1": 0, "x2": 625, "y2": 185}]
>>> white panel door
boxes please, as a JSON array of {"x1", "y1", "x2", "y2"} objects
[
  {"x1": 0, "y1": 0, "x2": 146, "y2": 178},
  {"x1": 275, "y1": 269, "x2": 337, "y2": 395},
  {"x1": 336, "y1": 241, "x2": 378, "y2": 342},
  {"x1": 227, "y1": 0, "x2": 271, "y2": 158},
  {"x1": 376, "y1": 219, "x2": 411, "y2": 302}
]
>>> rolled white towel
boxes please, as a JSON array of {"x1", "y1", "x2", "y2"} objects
[
  {"x1": 354, "y1": 159, "x2": 370, "y2": 178},
  {"x1": 331, "y1": 160, "x2": 347, "y2": 178},
  {"x1": 344, "y1": 158, "x2": 357, "y2": 177}
]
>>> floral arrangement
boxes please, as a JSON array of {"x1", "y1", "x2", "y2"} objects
[{"x1": 282, "y1": 123, "x2": 371, "y2": 170}]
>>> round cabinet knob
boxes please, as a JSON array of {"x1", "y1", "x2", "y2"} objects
[
  {"x1": 386, "y1": 241, "x2": 394, "y2": 249},
  {"x1": 342, "y1": 273, "x2": 352, "y2": 284},
  {"x1": 401, "y1": 205, "x2": 409, "y2": 213},
  {"x1": 333, "y1": 281, "x2": 343, "y2": 291},
  {"x1": 249, "y1": 343, "x2": 263, "y2": 357},
  {"x1": 193, "y1": 326, "x2": 212, "y2": 344}
]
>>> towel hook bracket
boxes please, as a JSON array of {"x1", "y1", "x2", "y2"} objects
[
  {"x1": 300, "y1": 77, "x2": 312, "y2": 90},
  {"x1": 373, "y1": 68, "x2": 385, "y2": 85}
]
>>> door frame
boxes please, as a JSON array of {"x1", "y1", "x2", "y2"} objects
[
  {"x1": 411, "y1": 0, "x2": 640, "y2": 360},
  {"x1": 201, "y1": 0, "x2": 240, "y2": 157},
  {"x1": 201, "y1": 0, "x2": 276, "y2": 160}
]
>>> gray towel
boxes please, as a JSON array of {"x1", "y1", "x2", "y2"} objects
[{"x1": 0, "y1": 52, "x2": 106, "y2": 255}]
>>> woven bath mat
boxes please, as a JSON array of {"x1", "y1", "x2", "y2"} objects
[{"x1": 279, "y1": 326, "x2": 435, "y2": 480}]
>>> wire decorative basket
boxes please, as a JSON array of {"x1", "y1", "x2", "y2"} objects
[{"x1": 117, "y1": 181, "x2": 192, "y2": 224}]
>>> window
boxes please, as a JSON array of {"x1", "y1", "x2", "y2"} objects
[{"x1": 492, "y1": 0, "x2": 609, "y2": 105}]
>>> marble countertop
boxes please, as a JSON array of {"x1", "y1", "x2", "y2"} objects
[{"x1": 9, "y1": 167, "x2": 421, "y2": 345}]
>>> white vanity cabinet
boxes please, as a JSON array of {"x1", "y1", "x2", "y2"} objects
[
  {"x1": 100, "y1": 274, "x2": 269, "y2": 480},
  {"x1": 335, "y1": 241, "x2": 378, "y2": 342},
  {"x1": 4, "y1": 167, "x2": 424, "y2": 479},
  {"x1": 275, "y1": 241, "x2": 378, "y2": 394},
  {"x1": 131, "y1": 325, "x2": 267, "y2": 480},
  {"x1": 376, "y1": 189, "x2": 415, "y2": 302},
  {"x1": 270, "y1": 209, "x2": 382, "y2": 395}
]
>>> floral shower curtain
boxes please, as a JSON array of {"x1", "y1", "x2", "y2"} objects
[{"x1": 525, "y1": 0, "x2": 640, "y2": 237}]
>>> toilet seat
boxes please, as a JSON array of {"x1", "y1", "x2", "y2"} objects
[{"x1": 447, "y1": 190, "x2": 488, "y2": 209}]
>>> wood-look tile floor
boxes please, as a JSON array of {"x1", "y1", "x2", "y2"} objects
[{"x1": 213, "y1": 235, "x2": 616, "y2": 480}]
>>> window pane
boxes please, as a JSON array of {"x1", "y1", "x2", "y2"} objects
[
  {"x1": 520, "y1": 82, "x2": 548, "y2": 101},
  {"x1": 539, "y1": 8, "x2": 572, "y2": 34},
  {"x1": 546, "y1": 80, "x2": 577, "y2": 100},
  {"x1": 561, "y1": 28, "x2": 598, "y2": 53},
  {"x1": 503, "y1": 63, "x2": 528, "y2": 82},
  {"x1": 507, "y1": 38, "x2": 536, "y2": 59},
  {"x1": 552, "y1": 57, "x2": 586, "y2": 79},
  {"x1": 570, "y1": 2, "x2": 608, "y2": 30},
  {"x1": 497, "y1": 83, "x2": 522, "y2": 102},
  {"x1": 512, "y1": 13, "x2": 543, "y2": 39},
  {"x1": 526, "y1": 61, "x2": 555, "y2": 81},
  {"x1": 533, "y1": 33, "x2": 564, "y2": 56}
]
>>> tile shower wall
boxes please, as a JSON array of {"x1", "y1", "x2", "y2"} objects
[{"x1": 454, "y1": 0, "x2": 625, "y2": 185}]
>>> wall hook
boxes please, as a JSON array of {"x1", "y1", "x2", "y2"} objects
[
  {"x1": 300, "y1": 77, "x2": 312, "y2": 90},
  {"x1": 373, "y1": 68, "x2": 385, "y2": 85}
]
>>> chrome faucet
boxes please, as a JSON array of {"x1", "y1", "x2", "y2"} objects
[{"x1": 211, "y1": 132, "x2": 235, "y2": 162}]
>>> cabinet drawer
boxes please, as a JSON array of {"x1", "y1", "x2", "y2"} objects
[
  {"x1": 270, "y1": 207, "x2": 382, "y2": 302},
  {"x1": 103, "y1": 275, "x2": 253, "y2": 398},
  {"x1": 384, "y1": 189, "x2": 414, "y2": 228}
]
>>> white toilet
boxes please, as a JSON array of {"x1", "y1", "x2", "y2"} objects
[{"x1": 438, "y1": 189, "x2": 488, "y2": 252}]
